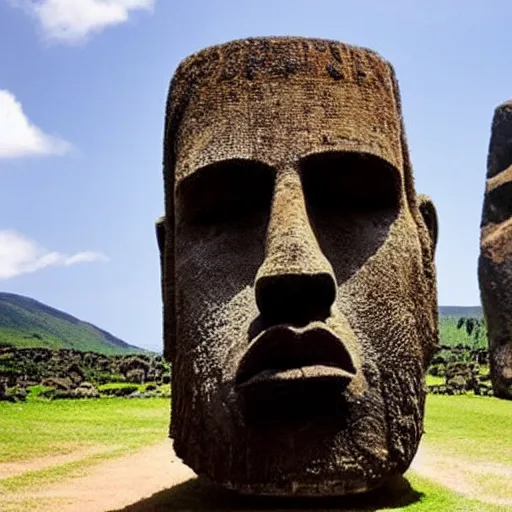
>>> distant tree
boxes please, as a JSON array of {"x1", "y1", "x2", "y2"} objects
[{"x1": 456, "y1": 317, "x2": 486, "y2": 350}]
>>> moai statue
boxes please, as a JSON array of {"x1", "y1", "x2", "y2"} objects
[
  {"x1": 479, "y1": 100, "x2": 512, "y2": 400},
  {"x1": 156, "y1": 37, "x2": 438, "y2": 496}
]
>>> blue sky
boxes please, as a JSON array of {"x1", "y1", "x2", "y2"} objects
[{"x1": 0, "y1": 1, "x2": 510, "y2": 352}]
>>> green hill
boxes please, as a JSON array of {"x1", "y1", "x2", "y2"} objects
[
  {"x1": 439, "y1": 305, "x2": 483, "y2": 318},
  {"x1": 0, "y1": 293, "x2": 144, "y2": 355}
]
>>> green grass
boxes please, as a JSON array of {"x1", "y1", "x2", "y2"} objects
[
  {"x1": 97, "y1": 382, "x2": 146, "y2": 392},
  {"x1": 97, "y1": 382, "x2": 170, "y2": 396},
  {"x1": 1, "y1": 395, "x2": 510, "y2": 511},
  {"x1": 401, "y1": 474, "x2": 508, "y2": 512},
  {"x1": 0, "y1": 398, "x2": 170, "y2": 495},
  {"x1": 422, "y1": 395, "x2": 512, "y2": 464},
  {"x1": 25, "y1": 384, "x2": 54, "y2": 400},
  {"x1": 0, "y1": 398, "x2": 169, "y2": 464},
  {"x1": 425, "y1": 375, "x2": 444, "y2": 386}
]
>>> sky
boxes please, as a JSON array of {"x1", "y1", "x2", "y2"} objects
[{"x1": 0, "y1": 0, "x2": 511, "y2": 352}]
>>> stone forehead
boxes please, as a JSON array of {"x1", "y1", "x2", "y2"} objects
[
  {"x1": 487, "y1": 99, "x2": 512, "y2": 179},
  {"x1": 169, "y1": 37, "x2": 392, "y2": 87},
  {"x1": 164, "y1": 37, "x2": 407, "y2": 185},
  {"x1": 481, "y1": 101, "x2": 512, "y2": 243},
  {"x1": 495, "y1": 100, "x2": 512, "y2": 112}
]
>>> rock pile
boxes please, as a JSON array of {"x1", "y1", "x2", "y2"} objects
[
  {"x1": 426, "y1": 346, "x2": 493, "y2": 396},
  {"x1": 0, "y1": 347, "x2": 170, "y2": 401}
]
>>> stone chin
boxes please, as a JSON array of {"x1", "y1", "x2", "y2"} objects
[
  {"x1": 204, "y1": 393, "x2": 417, "y2": 498},
  {"x1": 479, "y1": 240, "x2": 512, "y2": 398},
  {"x1": 173, "y1": 348, "x2": 423, "y2": 497}
]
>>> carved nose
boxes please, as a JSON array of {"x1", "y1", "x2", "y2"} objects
[
  {"x1": 255, "y1": 171, "x2": 337, "y2": 325},
  {"x1": 256, "y1": 272, "x2": 336, "y2": 324}
]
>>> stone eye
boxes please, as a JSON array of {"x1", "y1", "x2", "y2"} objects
[
  {"x1": 176, "y1": 159, "x2": 275, "y2": 227},
  {"x1": 301, "y1": 151, "x2": 401, "y2": 215},
  {"x1": 486, "y1": 179, "x2": 512, "y2": 225}
]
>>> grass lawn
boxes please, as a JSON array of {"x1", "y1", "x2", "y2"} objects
[
  {"x1": 398, "y1": 474, "x2": 508, "y2": 512},
  {"x1": 0, "y1": 397, "x2": 169, "y2": 464},
  {"x1": 425, "y1": 374, "x2": 444, "y2": 386},
  {"x1": 422, "y1": 394, "x2": 512, "y2": 464},
  {"x1": 0, "y1": 397, "x2": 170, "y2": 493},
  {"x1": 0, "y1": 395, "x2": 510, "y2": 511}
]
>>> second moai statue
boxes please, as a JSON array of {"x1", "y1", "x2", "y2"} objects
[{"x1": 479, "y1": 100, "x2": 512, "y2": 400}]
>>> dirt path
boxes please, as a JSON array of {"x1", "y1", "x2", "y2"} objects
[
  {"x1": 2, "y1": 439, "x2": 195, "y2": 512},
  {"x1": 0, "y1": 445, "x2": 119, "y2": 480},
  {"x1": 3, "y1": 439, "x2": 511, "y2": 511},
  {"x1": 410, "y1": 443, "x2": 512, "y2": 507}
]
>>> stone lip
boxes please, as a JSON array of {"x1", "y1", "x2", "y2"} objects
[
  {"x1": 235, "y1": 323, "x2": 357, "y2": 388},
  {"x1": 237, "y1": 365, "x2": 356, "y2": 390}
]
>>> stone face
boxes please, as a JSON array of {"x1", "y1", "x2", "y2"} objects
[
  {"x1": 158, "y1": 37, "x2": 439, "y2": 496},
  {"x1": 479, "y1": 101, "x2": 512, "y2": 400}
]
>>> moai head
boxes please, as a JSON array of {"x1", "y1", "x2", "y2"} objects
[
  {"x1": 479, "y1": 100, "x2": 512, "y2": 400},
  {"x1": 156, "y1": 37, "x2": 438, "y2": 496}
]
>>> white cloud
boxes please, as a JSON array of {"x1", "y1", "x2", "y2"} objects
[
  {"x1": 0, "y1": 90, "x2": 72, "y2": 159},
  {"x1": 0, "y1": 230, "x2": 108, "y2": 280},
  {"x1": 10, "y1": 0, "x2": 155, "y2": 44}
]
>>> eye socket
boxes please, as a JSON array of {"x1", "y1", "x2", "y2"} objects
[
  {"x1": 176, "y1": 159, "x2": 275, "y2": 227},
  {"x1": 485, "y1": 180, "x2": 512, "y2": 225},
  {"x1": 300, "y1": 151, "x2": 401, "y2": 214},
  {"x1": 488, "y1": 135, "x2": 512, "y2": 179}
]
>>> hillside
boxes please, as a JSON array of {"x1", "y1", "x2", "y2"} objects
[
  {"x1": 439, "y1": 305, "x2": 483, "y2": 318},
  {"x1": 0, "y1": 293, "x2": 144, "y2": 355}
]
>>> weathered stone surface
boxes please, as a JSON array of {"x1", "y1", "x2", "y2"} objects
[
  {"x1": 158, "y1": 37, "x2": 438, "y2": 496},
  {"x1": 479, "y1": 100, "x2": 512, "y2": 400}
]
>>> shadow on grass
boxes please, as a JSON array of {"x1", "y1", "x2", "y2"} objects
[{"x1": 109, "y1": 474, "x2": 423, "y2": 512}]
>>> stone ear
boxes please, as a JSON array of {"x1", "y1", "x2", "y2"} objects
[
  {"x1": 155, "y1": 216, "x2": 173, "y2": 361},
  {"x1": 155, "y1": 216, "x2": 166, "y2": 258},
  {"x1": 417, "y1": 194, "x2": 438, "y2": 253}
]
